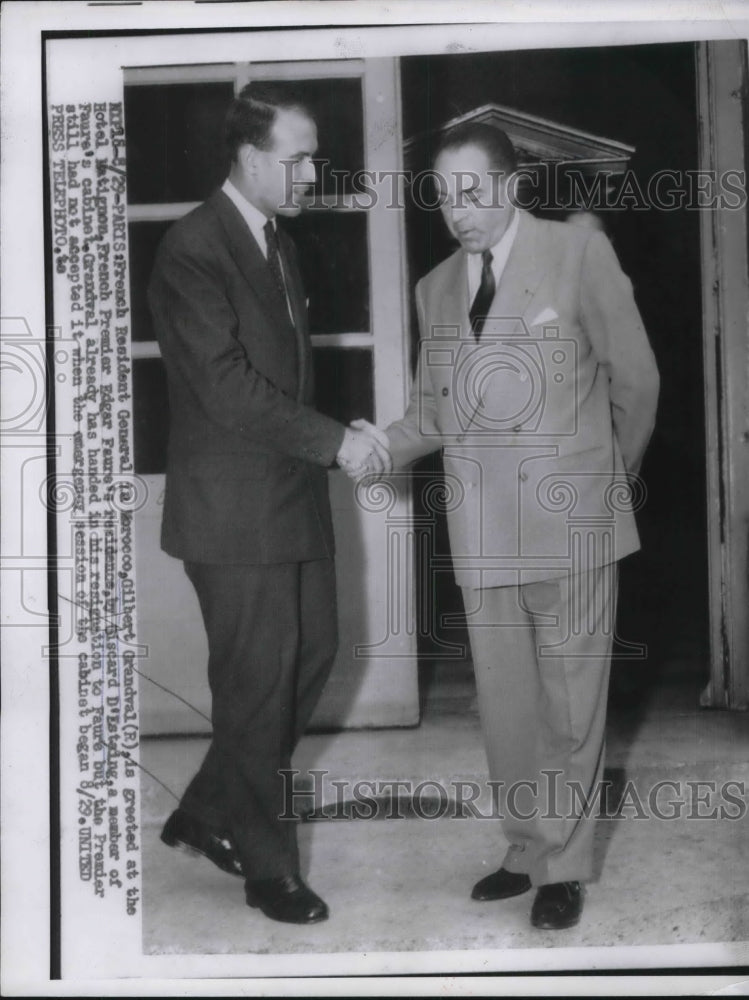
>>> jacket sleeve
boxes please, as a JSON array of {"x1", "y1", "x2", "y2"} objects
[
  {"x1": 579, "y1": 231, "x2": 660, "y2": 476},
  {"x1": 148, "y1": 234, "x2": 345, "y2": 467},
  {"x1": 386, "y1": 279, "x2": 444, "y2": 468}
]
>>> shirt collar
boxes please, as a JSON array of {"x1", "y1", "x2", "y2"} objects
[{"x1": 222, "y1": 178, "x2": 273, "y2": 257}]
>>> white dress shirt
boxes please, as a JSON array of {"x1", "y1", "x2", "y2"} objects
[{"x1": 466, "y1": 208, "x2": 520, "y2": 304}]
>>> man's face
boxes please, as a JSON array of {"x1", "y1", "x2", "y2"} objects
[
  {"x1": 249, "y1": 108, "x2": 318, "y2": 217},
  {"x1": 433, "y1": 143, "x2": 513, "y2": 254}
]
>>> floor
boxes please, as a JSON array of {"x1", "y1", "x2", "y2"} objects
[{"x1": 139, "y1": 660, "x2": 749, "y2": 971}]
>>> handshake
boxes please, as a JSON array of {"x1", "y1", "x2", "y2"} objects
[{"x1": 336, "y1": 419, "x2": 392, "y2": 480}]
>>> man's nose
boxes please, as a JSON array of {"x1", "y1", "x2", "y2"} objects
[{"x1": 300, "y1": 159, "x2": 316, "y2": 184}]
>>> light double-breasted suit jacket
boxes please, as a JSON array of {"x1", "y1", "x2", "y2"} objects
[
  {"x1": 387, "y1": 210, "x2": 660, "y2": 589},
  {"x1": 148, "y1": 190, "x2": 345, "y2": 566}
]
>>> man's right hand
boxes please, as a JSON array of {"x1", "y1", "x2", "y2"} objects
[{"x1": 337, "y1": 424, "x2": 391, "y2": 478}]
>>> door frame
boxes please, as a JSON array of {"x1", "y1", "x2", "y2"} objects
[{"x1": 696, "y1": 39, "x2": 749, "y2": 709}]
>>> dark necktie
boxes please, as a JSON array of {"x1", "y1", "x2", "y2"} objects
[
  {"x1": 469, "y1": 250, "x2": 495, "y2": 341},
  {"x1": 263, "y1": 219, "x2": 287, "y2": 299}
]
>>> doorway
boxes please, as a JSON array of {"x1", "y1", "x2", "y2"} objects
[
  {"x1": 399, "y1": 43, "x2": 711, "y2": 709},
  {"x1": 123, "y1": 41, "x2": 746, "y2": 732}
]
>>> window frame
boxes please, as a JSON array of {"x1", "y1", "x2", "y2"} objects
[{"x1": 125, "y1": 60, "x2": 379, "y2": 359}]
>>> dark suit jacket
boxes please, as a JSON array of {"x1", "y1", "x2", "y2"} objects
[{"x1": 148, "y1": 189, "x2": 345, "y2": 564}]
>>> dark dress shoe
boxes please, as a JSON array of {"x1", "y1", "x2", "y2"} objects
[
  {"x1": 245, "y1": 874, "x2": 329, "y2": 924},
  {"x1": 471, "y1": 867, "x2": 532, "y2": 901},
  {"x1": 160, "y1": 809, "x2": 244, "y2": 878},
  {"x1": 531, "y1": 881, "x2": 583, "y2": 929}
]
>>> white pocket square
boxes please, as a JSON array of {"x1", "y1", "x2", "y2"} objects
[{"x1": 530, "y1": 307, "x2": 559, "y2": 326}]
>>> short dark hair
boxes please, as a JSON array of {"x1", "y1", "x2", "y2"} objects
[
  {"x1": 435, "y1": 122, "x2": 518, "y2": 175},
  {"x1": 224, "y1": 82, "x2": 314, "y2": 161}
]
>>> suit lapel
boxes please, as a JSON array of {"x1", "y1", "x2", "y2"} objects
[
  {"x1": 490, "y1": 210, "x2": 547, "y2": 328},
  {"x1": 437, "y1": 212, "x2": 548, "y2": 340},
  {"x1": 208, "y1": 189, "x2": 299, "y2": 346},
  {"x1": 436, "y1": 251, "x2": 471, "y2": 339},
  {"x1": 277, "y1": 226, "x2": 309, "y2": 402}
]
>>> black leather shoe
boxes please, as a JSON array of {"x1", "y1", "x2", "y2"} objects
[
  {"x1": 160, "y1": 809, "x2": 244, "y2": 878},
  {"x1": 531, "y1": 881, "x2": 583, "y2": 929},
  {"x1": 245, "y1": 874, "x2": 329, "y2": 924},
  {"x1": 471, "y1": 867, "x2": 532, "y2": 901}
]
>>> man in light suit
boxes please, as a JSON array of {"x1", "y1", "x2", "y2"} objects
[
  {"x1": 382, "y1": 123, "x2": 659, "y2": 929},
  {"x1": 148, "y1": 83, "x2": 388, "y2": 925}
]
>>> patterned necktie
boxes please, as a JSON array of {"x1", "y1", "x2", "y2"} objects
[
  {"x1": 263, "y1": 219, "x2": 287, "y2": 298},
  {"x1": 469, "y1": 250, "x2": 495, "y2": 341}
]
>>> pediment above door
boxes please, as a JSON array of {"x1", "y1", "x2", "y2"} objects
[{"x1": 404, "y1": 101, "x2": 635, "y2": 175}]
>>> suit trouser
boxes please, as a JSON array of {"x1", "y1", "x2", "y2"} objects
[
  {"x1": 464, "y1": 563, "x2": 617, "y2": 886},
  {"x1": 179, "y1": 558, "x2": 338, "y2": 880}
]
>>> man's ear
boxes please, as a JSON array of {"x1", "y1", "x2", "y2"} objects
[
  {"x1": 488, "y1": 171, "x2": 509, "y2": 210},
  {"x1": 238, "y1": 143, "x2": 258, "y2": 177}
]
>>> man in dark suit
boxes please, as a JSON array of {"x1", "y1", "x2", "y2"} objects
[
  {"x1": 148, "y1": 83, "x2": 388, "y2": 924},
  {"x1": 382, "y1": 124, "x2": 659, "y2": 929}
]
